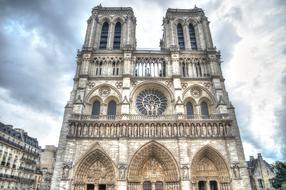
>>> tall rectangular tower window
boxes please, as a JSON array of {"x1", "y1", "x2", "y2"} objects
[{"x1": 99, "y1": 22, "x2": 109, "y2": 49}]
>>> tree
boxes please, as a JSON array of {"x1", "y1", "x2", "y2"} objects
[{"x1": 272, "y1": 161, "x2": 286, "y2": 189}]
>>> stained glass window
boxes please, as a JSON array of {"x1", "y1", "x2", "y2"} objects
[{"x1": 136, "y1": 89, "x2": 167, "y2": 115}]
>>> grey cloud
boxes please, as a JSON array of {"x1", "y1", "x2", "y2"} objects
[
  {"x1": 213, "y1": 22, "x2": 241, "y2": 63},
  {"x1": 276, "y1": 72, "x2": 286, "y2": 160},
  {"x1": 0, "y1": 0, "x2": 92, "y2": 114}
]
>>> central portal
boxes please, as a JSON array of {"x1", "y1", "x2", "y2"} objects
[{"x1": 127, "y1": 142, "x2": 180, "y2": 190}]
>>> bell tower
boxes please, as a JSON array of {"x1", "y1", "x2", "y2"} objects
[
  {"x1": 83, "y1": 5, "x2": 136, "y2": 50},
  {"x1": 52, "y1": 5, "x2": 252, "y2": 190}
]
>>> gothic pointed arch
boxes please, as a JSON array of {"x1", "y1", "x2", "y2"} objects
[
  {"x1": 127, "y1": 141, "x2": 180, "y2": 190},
  {"x1": 191, "y1": 145, "x2": 231, "y2": 189},
  {"x1": 73, "y1": 144, "x2": 117, "y2": 189}
]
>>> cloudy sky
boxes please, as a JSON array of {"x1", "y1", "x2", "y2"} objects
[{"x1": 0, "y1": 0, "x2": 285, "y2": 162}]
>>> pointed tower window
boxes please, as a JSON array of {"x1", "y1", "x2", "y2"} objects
[
  {"x1": 177, "y1": 23, "x2": 185, "y2": 50},
  {"x1": 91, "y1": 101, "x2": 100, "y2": 117},
  {"x1": 201, "y1": 101, "x2": 209, "y2": 118},
  {"x1": 113, "y1": 22, "x2": 121, "y2": 49},
  {"x1": 107, "y1": 100, "x2": 116, "y2": 119},
  {"x1": 99, "y1": 22, "x2": 109, "y2": 49},
  {"x1": 189, "y1": 24, "x2": 197, "y2": 49},
  {"x1": 186, "y1": 102, "x2": 194, "y2": 118}
]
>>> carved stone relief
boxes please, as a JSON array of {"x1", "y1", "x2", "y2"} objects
[
  {"x1": 99, "y1": 86, "x2": 111, "y2": 97},
  {"x1": 190, "y1": 86, "x2": 202, "y2": 98}
]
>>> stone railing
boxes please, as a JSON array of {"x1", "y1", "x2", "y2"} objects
[
  {"x1": 67, "y1": 115, "x2": 233, "y2": 139},
  {"x1": 70, "y1": 113, "x2": 230, "y2": 121}
]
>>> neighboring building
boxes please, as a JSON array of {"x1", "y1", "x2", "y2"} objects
[
  {"x1": 52, "y1": 5, "x2": 252, "y2": 190},
  {"x1": 0, "y1": 122, "x2": 41, "y2": 190},
  {"x1": 247, "y1": 153, "x2": 276, "y2": 190},
  {"x1": 40, "y1": 145, "x2": 57, "y2": 190}
]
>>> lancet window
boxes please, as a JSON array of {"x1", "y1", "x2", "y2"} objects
[
  {"x1": 189, "y1": 24, "x2": 197, "y2": 49},
  {"x1": 91, "y1": 101, "x2": 100, "y2": 116},
  {"x1": 177, "y1": 23, "x2": 185, "y2": 50},
  {"x1": 99, "y1": 22, "x2": 109, "y2": 49},
  {"x1": 113, "y1": 22, "x2": 121, "y2": 49},
  {"x1": 201, "y1": 101, "x2": 209, "y2": 118},
  {"x1": 186, "y1": 102, "x2": 194, "y2": 118},
  {"x1": 134, "y1": 57, "x2": 166, "y2": 77},
  {"x1": 107, "y1": 100, "x2": 116, "y2": 119}
]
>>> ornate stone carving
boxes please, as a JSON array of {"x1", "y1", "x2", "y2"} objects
[
  {"x1": 190, "y1": 86, "x2": 202, "y2": 98},
  {"x1": 88, "y1": 81, "x2": 95, "y2": 88},
  {"x1": 136, "y1": 89, "x2": 167, "y2": 115},
  {"x1": 62, "y1": 161, "x2": 72, "y2": 179},
  {"x1": 99, "y1": 86, "x2": 111, "y2": 97},
  {"x1": 232, "y1": 162, "x2": 241, "y2": 179},
  {"x1": 115, "y1": 81, "x2": 122, "y2": 89},
  {"x1": 165, "y1": 80, "x2": 172, "y2": 87},
  {"x1": 131, "y1": 79, "x2": 137, "y2": 86},
  {"x1": 181, "y1": 82, "x2": 188, "y2": 89},
  {"x1": 202, "y1": 81, "x2": 212, "y2": 89},
  {"x1": 181, "y1": 165, "x2": 189, "y2": 180},
  {"x1": 119, "y1": 164, "x2": 127, "y2": 180}
]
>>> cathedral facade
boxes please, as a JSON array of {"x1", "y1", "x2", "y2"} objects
[{"x1": 51, "y1": 5, "x2": 252, "y2": 190}]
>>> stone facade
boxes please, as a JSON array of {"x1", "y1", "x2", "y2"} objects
[
  {"x1": 52, "y1": 5, "x2": 252, "y2": 190},
  {"x1": 0, "y1": 122, "x2": 41, "y2": 190},
  {"x1": 40, "y1": 145, "x2": 57, "y2": 190},
  {"x1": 247, "y1": 154, "x2": 276, "y2": 190}
]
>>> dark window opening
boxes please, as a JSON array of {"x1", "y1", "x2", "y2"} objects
[
  {"x1": 113, "y1": 22, "x2": 121, "y2": 49},
  {"x1": 210, "y1": 181, "x2": 218, "y2": 190},
  {"x1": 98, "y1": 184, "x2": 106, "y2": 190},
  {"x1": 107, "y1": 100, "x2": 117, "y2": 119},
  {"x1": 186, "y1": 102, "x2": 194, "y2": 119},
  {"x1": 198, "y1": 181, "x2": 207, "y2": 190},
  {"x1": 155, "y1": 181, "x2": 163, "y2": 190},
  {"x1": 92, "y1": 101, "x2": 100, "y2": 117},
  {"x1": 189, "y1": 24, "x2": 197, "y2": 49},
  {"x1": 87, "y1": 184, "x2": 95, "y2": 190},
  {"x1": 201, "y1": 101, "x2": 209, "y2": 118},
  {"x1": 143, "y1": 181, "x2": 152, "y2": 190},
  {"x1": 99, "y1": 22, "x2": 109, "y2": 49},
  {"x1": 177, "y1": 23, "x2": 185, "y2": 50}
]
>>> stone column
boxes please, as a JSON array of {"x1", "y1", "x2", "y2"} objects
[
  {"x1": 89, "y1": 17, "x2": 98, "y2": 48},
  {"x1": 184, "y1": 24, "x2": 191, "y2": 50},
  {"x1": 108, "y1": 22, "x2": 115, "y2": 50},
  {"x1": 83, "y1": 17, "x2": 92, "y2": 48},
  {"x1": 202, "y1": 17, "x2": 213, "y2": 49}
]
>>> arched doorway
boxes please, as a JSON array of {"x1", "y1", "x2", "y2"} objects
[
  {"x1": 73, "y1": 149, "x2": 116, "y2": 190},
  {"x1": 191, "y1": 146, "x2": 231, "y2": 190},
  {"x1": 127, "y1": 141, "x2": 180, "y2": 190}
]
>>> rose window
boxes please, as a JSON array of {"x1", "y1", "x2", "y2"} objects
[{"x1": 136, "y1": 89, "x2": 167, "y2": 115}]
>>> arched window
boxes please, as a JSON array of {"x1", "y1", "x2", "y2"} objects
[
  {"x1": 189, "y1": 24, "x2": 197, "y2": 49},
  {"x1": 143, "y1": 181, "x2": 151, "y2": 190},
  {"x1": 186, "y1": 102, "x2": 194, "y2": 119},
  {"x1": 113, "y1": 22, "x2": 121, "y2": 49},
  {"x1": 99, "y1": 22, "x2": 109, "y2": 49},
  {"x1": 201, "y1": 101, "x2": 209, "y2": 118},
  {"x1": 91, "y1": 101, "x2": 100, "y2": 117},
  {"x1": 177, "y1": 23, "x2": 185, "y2": 50},
  {"x1": 107, "y1": 100, "x2": 116, "y2": 119}
]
